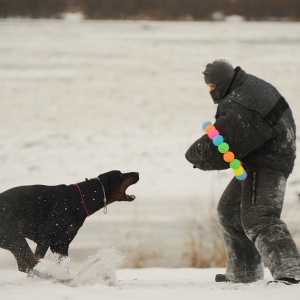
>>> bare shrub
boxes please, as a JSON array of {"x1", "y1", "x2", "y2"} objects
[
  {"x1": 184, "y1": 202, "x2": 226, "y2": 268},
  {"x1": 185, "y1": 192, "x2": 300, "y2": 269},
  {"x1": 116, "y1": 230, "x2": 161, "y2": 268}
]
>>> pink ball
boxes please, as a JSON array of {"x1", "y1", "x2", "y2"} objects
[{"x1": 208, "y1": 129, "x2": 220, "y2": 140}]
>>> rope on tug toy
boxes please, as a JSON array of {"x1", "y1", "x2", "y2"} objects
[{"x1": 202, "y1": 121, "x2": 247, "y2": 181}]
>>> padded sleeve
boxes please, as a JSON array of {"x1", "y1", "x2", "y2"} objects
[{"x1": 185, "y1": 101, "x2": 277, "y2": 171}]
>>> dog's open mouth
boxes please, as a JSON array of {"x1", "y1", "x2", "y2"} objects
[{"x1": 121, "y1": 172, "x2": 139, "y2": 202}]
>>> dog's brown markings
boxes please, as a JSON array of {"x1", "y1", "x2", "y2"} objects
[
  {"x1": 110, "y1": 177, "x2": 137, "y2": 203},
  {"x1": 65, "y1": 223, "x2": 79, "y2": 234}
]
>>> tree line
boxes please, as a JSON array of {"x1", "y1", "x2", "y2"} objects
[
  {"x1": 0, "y1": 0, "x2": 299, "y2": 20},
  {"x1": 0, "y1": 0, "x2": 68, "y2": 18}
]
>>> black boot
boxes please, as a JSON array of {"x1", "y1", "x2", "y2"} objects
[
  {"x1": 268, "y1": 277, "x2": 300, "y2": 285},
  {"x1": 215, "y1": 274, "x2": 230, "y2": 282},
  {"x1": 277, "y1": 277, "x2": 300, "y2": 285}
]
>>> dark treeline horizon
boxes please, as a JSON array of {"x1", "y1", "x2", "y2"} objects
[{"x1": 0, "y1": 0, "x2": 299, "y2": 21}]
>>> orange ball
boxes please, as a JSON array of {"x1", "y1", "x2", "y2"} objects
[
  {"x1": 205, "y1": 124, "x2": 215, "y2": 134},
  {"x1": 223, "y1": 151, "x2": 235, "y2": 162}
]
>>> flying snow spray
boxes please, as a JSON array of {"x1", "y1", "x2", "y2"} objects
[{"x1": 202, "y1": 121, "x2": 247, "y2": 181}]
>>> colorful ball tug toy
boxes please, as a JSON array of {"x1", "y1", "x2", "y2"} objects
[{"x1": 202, "y1": 121, "x2": 247, "y2": 181}]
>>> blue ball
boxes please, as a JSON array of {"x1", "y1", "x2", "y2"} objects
[
  {"x1": 236, "y1": 171, "x2": 247, "y2": 181},
  {"x1": 213, "y1": 135, "x2": 224, "y2": 146},
  {"x1": 202, "y1": 121, "x2": 212, "y2": 131}
]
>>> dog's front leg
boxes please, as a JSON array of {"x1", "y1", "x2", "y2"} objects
[
  {"x1": 50, "y1": 243, "x2": 69, "y2": 258},
  {"x1": 35, "y1": 243, "x2": 49, "y2": 259}
]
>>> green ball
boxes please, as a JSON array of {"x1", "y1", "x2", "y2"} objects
[
  {"x1": 230, "y1": 159, "x2": 241, "y2": 169},
  {"x1": 218, "y1": 142, "x2": 229, "y2": 153}
]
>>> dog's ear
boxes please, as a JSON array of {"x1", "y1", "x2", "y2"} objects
[
  {"x1": 99, "y1": 171, "x2": 122, "y2": 186},
  {"x1": 98, "y1": 170, "x2": 121, "y2": 180}
]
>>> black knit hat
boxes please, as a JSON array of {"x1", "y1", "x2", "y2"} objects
[{"x1": 203, "y1": 59, "x2": 234, "y2": 102}]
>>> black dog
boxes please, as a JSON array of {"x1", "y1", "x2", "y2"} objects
[{"x1": 0, "y1": 170, "x2": 139, "y2": 273}]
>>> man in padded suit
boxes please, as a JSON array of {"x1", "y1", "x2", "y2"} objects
[{"x1": 185, "y1": 59, "x2": 300, "y2": 284}]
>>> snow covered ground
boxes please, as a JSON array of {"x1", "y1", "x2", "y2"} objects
[
  {"x1": 0, "y1": 246, "x2": 299, "y2": 300},
  {"x1": 1, "y1": 263, "x2": 300, "y2": 300},
  {"x1": 1, "y1": 18, "x2": 300, "y2": 298}
]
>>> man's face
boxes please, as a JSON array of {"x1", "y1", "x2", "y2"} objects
[{"x1": 207, "y1": 84, "x2": 216, "y2": 91}]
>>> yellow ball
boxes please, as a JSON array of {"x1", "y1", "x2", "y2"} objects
[{"x1": 233, "y1": 166, "x2": 244, "y2": 176}]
